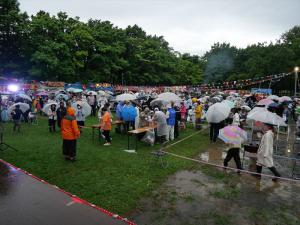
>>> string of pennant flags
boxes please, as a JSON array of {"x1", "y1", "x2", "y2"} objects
[{"x1": 197, "y1": 72, "x2": 294, "y2": 90}]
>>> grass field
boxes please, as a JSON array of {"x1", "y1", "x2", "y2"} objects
[{"x1": 0, "y1": 116, "x2": 210, "y2": 215}]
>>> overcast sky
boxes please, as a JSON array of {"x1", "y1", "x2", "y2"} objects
[{"x1": 18, "y1": 0, "x2": 300, "y2": 55}]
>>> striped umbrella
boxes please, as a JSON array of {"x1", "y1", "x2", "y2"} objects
[{"x1": 218, "y1": 125, "x2": 248, "y2": 144}]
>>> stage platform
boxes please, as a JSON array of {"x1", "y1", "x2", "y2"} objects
[{"x1": 0, "y1": 159, "x2": 134, "y2": 225}]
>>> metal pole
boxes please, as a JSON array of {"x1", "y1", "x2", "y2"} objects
[{"x1": 295, "y1": 70, "x2": 298, "y2": 97}]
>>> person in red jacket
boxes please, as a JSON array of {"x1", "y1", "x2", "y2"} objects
[{"x1": 61, "y1": 107, "x2": 80, "y2": 161}]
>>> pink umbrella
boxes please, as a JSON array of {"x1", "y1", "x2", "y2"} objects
[
  {"x1": 218, "y1": 125, "x2": 248, "y2": 144},
  {"x1": 257, "y1": 99, "x2": 274, "y2": 106}
]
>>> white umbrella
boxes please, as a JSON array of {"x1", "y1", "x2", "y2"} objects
[
  {"x1": 279, "y1": 96, "x2": 292, "y2": 102},
  {"x1": 17, "y1": 93, "x2": 32, "y2": 102},
  {"x1": 72, "y1": 101, "x2": 92, "y2": 117},
  {"x1": 205, "y1": 103, "x2": 231, "y2": 123},
  {"x1": 267, "y1": 95, "x2": 279, "y2": 101},
  {"x1": 8, "y1": 103, "x2": 30, "y2": 115},
  {"x1": 55, "y1": 93, "x2": 69, "y2": 101},
  {"x1": 42, "y1": 102, "x2": 58, "y2": 114},
  {"x1": 241, "y1": 105, "x2": 251, "y2": 111},
  {"x1": 116, "y1": 93, "x2": 136, "y2": 101},
  {"x1": 87, "y1": 91, "x2": 97, "y2": 96},
  {"x1": 157, "y1": 92, "x2": 181, "y2": 102},
  {"x1": 150, "y1": 98, "x2": 169, "y2": 108},
  {"x1": 98, "y1": 90, "x2": 106, "y2": 96},
  {"x1": 222, "y1": 100, "x2": 235, "y2": 109},
  {"x1": 247, "y1": 108, "x2": 286, "y2": 126}
]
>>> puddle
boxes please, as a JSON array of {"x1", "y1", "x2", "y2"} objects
[
  {"x1": 131, "y1": 167, "x2": 300, "y2": 225},
  {"x1": 130, "y1": 126, "x2": 300, "y2": 225}
]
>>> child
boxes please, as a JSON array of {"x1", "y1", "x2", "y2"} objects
[{"x1": 75, "y1": 104, "x2": 85, "y2": 129}]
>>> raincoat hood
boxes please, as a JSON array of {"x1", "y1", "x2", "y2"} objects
[{"x1": 67, "y1": 107, "x2": 75, "y2": 117}]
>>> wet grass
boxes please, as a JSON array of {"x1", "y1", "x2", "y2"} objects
[
  {"x1": 0, "y1": 116, "x2": 210, "y2": 215},
  {"x1": 199, "y1": 212, "x2": 233, "y2": 225},
  {"x1": 209, "y1": 186, "x2": 241, "y2": 200}
]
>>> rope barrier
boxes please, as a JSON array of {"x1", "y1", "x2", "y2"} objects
[{"x1": 159, "y1": 127, "x2": 300, "y2": 183}]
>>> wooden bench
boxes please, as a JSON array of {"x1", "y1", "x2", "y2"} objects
[{"x1": 127, "y1": 125, "x2": 157, "y2": 151}]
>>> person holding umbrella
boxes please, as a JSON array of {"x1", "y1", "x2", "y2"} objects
[
  {"x1": 47, "y1": 104, "x2": 57, "y2": 132},
  {"x1": 56, "y1": 102, "x2": 66, "y2": 129},
  {"x1": 219, "y1": 126, "x2": 247, "y2": 172},
  {"x1": 61, "y1": 107, "x2": 80, "y2": 161},
  {"x1": 11, "y1": 105, "x2": 23, "y2": 133},
  {"x1": 256, "y1": 123, "x2": 281, "y2": 180}
]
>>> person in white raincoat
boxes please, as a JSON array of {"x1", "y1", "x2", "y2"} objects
[{"x1": 256, "y1": 123, "x2": 281, "y2": 180}]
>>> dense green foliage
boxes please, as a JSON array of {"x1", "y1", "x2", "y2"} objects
[{"x1": 0, "y1": 0, "x2": 299, "y2": 85}]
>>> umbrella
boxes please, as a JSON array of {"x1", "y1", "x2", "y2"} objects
[
  {"x1": 36, "y1": 91, "x2": 48, "y2": 96},
  {"x1": 87, "y1": 91, "x2": 97, "y2": 96},
  {"x1": 257, "y1": 99, "x2": 274, "y2": 106},
  {"x1": 8, "y1": 103, "x2": 30, "y2": 115},
  {"x1": 267, "y1": 95, "x2": 279, "y2": 101},
  {"x1": 42, "y1": 102, "x2": 58, "y2": 114},
  {"x1": 116, "y1": 93, "x2": 136, "y2": 101},
  {"x1": 157, "y1": 92, "x2": 181, "y2": 102},
  {"x1": 279, "y1": 96, "x2": 292, "y2": 103},
  {"x1": 98, "y1": 90, "x2": 106, "y2": 96},
  {"x1": 17, "y1": 93, "x2": 32, "y2": 102},
  {"x1": 67, "y1": 88, "x2": 83, "y2": 93},
  {"x1": 268, "y1": 102, "x2": 279, "y2": 108},
  {"x1": 55, "y1": 93, "x2": 69, "y2": 101},
  {"x1": 222, "y1": 100, "x2": 235, "y2": 109},
  {"x1": 219, "y1": 125, "x2": 248, "y2": 144},
  {"x1": 72, "y1": 101, "x2": 92, "y2": 117},
  {"x1": 241, "y1": 105, "x2": 251, "y2": 111},
  {"x1": 247, "y1": 108, "x2": 287, "y2": 126},
  {"x1": 150, "y1": 98, "x2": 169, "y2": 108},
  {"x1": 105, "y1": 91, "x2": 114, "y2": 95},
  {"x1": 205, "y1": 103, "x2": 231, "y2": 123}
]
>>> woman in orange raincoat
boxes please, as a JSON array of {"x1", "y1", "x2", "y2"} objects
[{"x1": 61, "y1": 107, "x2": 80, "y2": 161}]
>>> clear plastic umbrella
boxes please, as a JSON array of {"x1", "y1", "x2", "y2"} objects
[
  {"x1": 257, "y1": 99, "x2": 274, "y2": 106},
  {"x1": 42, "y1": 102, "x2": 58, "y2": 114},
  {"x1": 8, "y1": 103, "x2": 30, "y2": 115},
  {"x1": 72, "y1": 101, "x2": 92, "y2": 117},
  {"x1": 116, "y1": 93, "x2": 136, "y2": 101},
  {"x1": 267, "y1": 95, "x2": 279, "y2": 101},
  {"x1": 157, "y1": 92, "x2": 181, "y2": 102},
  {"x1": 150, "y1": 98, "x2": 169, "y2": 108},
  {"x1": 205, "y1": 103, "x2": 231, "y2": 123},
  {"x1": 247, "y1": 109, "x2": 286, "y2": 127},
  {"x1": 55, "y1": 93, "x2": 69, "y2": 101},
  {"x1": 279, "y1": 96, "x2": 292, "y2": 103},
  {"x1": 222, "y1": 100, "x2": 235, "y2": 109},
  {"x1": 17, "y1": 93, "x2": 32, "y2": 102}
]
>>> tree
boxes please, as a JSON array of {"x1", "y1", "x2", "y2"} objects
[{"x1": 0, "y1": 0, "x2": 28, "y2": 77}]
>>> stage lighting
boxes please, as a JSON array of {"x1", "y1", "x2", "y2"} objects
[{"x1": 7, "y1": 84, "x2": 19, "y2": 92}]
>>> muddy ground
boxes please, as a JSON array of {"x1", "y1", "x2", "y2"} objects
[{"x1": 130, "y1": 139, "x2": 300, "y2": 225}]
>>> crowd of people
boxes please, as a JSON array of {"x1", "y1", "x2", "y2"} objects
[{"x1": 1, "y1": 90, "x2": 300, "y2": 178}]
